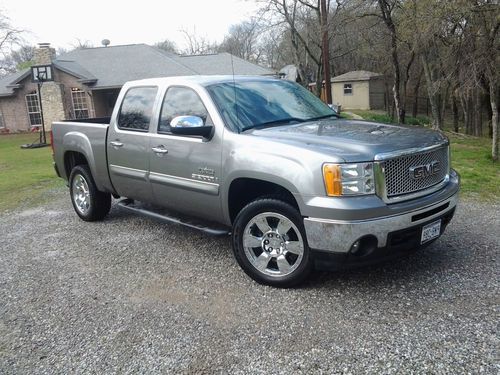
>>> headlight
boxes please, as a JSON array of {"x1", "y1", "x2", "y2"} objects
[{"x1": 322, "y1": 163, "x2": 375, "y2": 196}]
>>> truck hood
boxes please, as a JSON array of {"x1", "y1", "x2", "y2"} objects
[{"x1": 247, "y1": 119, "x2": 448, "y2": 162}]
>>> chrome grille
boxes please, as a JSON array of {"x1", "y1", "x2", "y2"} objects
[{"x1": 383, "y1": 146, "x2": 448, "y2": 198}]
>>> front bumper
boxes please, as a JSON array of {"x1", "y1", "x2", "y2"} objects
[{"x1": 303, "y1": 186, "x2": 459, "y2": 254}]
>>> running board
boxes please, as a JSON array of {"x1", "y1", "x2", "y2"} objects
[{"x1": 116, "y1": 199, "x2": 230, "y2": 236}]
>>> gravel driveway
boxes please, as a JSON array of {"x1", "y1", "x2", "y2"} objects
[{"x1": 0, "y1": 188, "x2": 498, "y2": 374}]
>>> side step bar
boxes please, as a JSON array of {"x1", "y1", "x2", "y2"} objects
[{"x1": 116, "y1": 199, "x2": 230, "y2": 236}]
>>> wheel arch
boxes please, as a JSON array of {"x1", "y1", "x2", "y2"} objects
[{"x1": 226, "y1": 177, "x2": 301, "y2": 224}]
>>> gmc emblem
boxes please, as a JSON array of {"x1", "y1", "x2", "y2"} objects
[{"x1": 410, "y1": 161, "x2": 441, "y2": 179}]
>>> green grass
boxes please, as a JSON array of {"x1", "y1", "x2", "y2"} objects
[
  {"x1": 0, "y1": 133, "x2": 64, "y2": 211},
  {"x1": 446, "y1": 133, "x2": 499, "y2": 201}
]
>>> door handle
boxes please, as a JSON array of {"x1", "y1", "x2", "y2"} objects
[
  {"x1": 152, "y1": 146, "x2": 168, "y2": 155},
  {"x1": 110, "y1": 141, "x2": 124, "y2": 148}
]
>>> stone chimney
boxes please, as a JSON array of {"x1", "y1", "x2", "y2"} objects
[
  {"x1": 33, "y1": 42, "x2": 66, "y2": 130},
  {"x1": 34, "y1": 43, "x2": 56, "y2": 65}
]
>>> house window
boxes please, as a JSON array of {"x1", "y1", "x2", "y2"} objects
[
  {"x1": 25, "y1": 92, "x2": 42, "y2": 127},
  {"x1": 0, "y1": 111, "x2": 4, "y2": 128},
  {"x1": 343, "y1": 83, "x2": 353, "y2": 95},
  {"x1": 71, "y1": 88, "x2": 89, "y2": 119}
]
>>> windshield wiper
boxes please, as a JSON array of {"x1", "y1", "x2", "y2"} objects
[
  {"x1": 306, "y1": 113, "x2": 340, "y2": 121},
  {"x1": 240, "y1": 117, "x2": 305, "y2": 133}
]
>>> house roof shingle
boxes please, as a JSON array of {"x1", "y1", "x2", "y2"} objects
[
  {"x1": 0, "y1": 43, "x2": 275, "y2": 95},
  {"x1": 331, "y1": 70, "x2": 383, "y2": 82},
  {"x1": 0, "y1": 69, "x2": 30, "y2": 96},
  {"x1": 175, "y1": 52, "x2": 273, "y2": 76}
]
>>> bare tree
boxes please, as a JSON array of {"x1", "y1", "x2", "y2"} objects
[
  {"x1": 0, "y1": 12, "x2": 24, "y2": 76},
  {"x1": 0, "y1": 44, "x2": 34, "y2": 73},
  {"x1": 154, "y1": 39, "x2": 178, "y2": 54},
  {"x1": 256, "y1": 0, "x2": 323, "y2": 86},
  {"x1": 376, "y1": 0, "x2": 404, "y2": 124},
  {"x1": 71, "y1": 39, "x2": 94, "y2": 50},
  {"x1": 219, "y1": 18, "x2": 264, "y2": 64},
  {"x1": 179, "y1": 28, "x2": 218, "y2": 55}
]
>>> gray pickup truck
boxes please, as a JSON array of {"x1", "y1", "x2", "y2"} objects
[{"x1": 52, "y1": 76, "x2": 459, "y2": 287}]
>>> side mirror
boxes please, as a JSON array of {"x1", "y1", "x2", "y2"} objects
[{"x1": 170, "y1": 116, "x2": 213, "y2": 138}]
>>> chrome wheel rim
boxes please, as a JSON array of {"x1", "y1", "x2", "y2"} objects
[
  {"x1": 243, "y1": 212, "x2": 304, "y2": 278},
  {"x1": 72, "y1": 174, "x2": 90, "y2": 215}
]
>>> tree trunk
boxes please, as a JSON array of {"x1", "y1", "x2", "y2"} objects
[
  {"x1": 389, "y1": 30, "x2": 403, "y2": 123},
  {"x1": 378, "y1": 0, "x2": 403, "y2": 124},
  {"x1": 440, "y1": 83, "x2": 449, "y2": 128},
  {"x1": 490, "y1": 81, "x2": 499, "y2": 162},
  {"x1": 459, "y1": 93, "x2": 470, "y2": 135},
  {"x1": 452, "y1": 94, "x2": 459, "y2": 133},
  {"x1": 474, "y1": 90, "x2": 482, "y2": 137},
  {"x1": 421, "y1": 54, "x2": 442, "y2": 130},
  {"x1": 402, "y1": 51, "x2": 415, "y2": 122},
  {"x1": 384, "y1": 80, "x2": 392, "y2": 118},
  {"x1": 412, "y1": 70, "x2": 423, "y2": 118}
]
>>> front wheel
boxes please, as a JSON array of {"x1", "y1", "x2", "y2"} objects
[
  {"x1": 232, "y1": 198, "x2": 312, "y2": 287},
  {"x1": 69, "y1": 165, "x2": 111, "y2": 221}
]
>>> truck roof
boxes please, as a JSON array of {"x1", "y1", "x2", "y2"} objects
[{"x1": 125, "y1": 75, "x2": 279, "y2": 87}]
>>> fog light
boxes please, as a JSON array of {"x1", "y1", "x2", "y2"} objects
[
  {"x1": 349, "y1": 236, "x2": 378, "y2": 257},
  {"x1": 350, "y1": 240, "x2": 361, "y2": 254}
]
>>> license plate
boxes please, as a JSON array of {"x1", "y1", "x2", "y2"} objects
[{"x1": 421, "y1": 219, "x2": 441, "y2": 244}]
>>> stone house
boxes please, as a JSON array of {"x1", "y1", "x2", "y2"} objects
[{"x1": 0, "y1": 43, "x2": 274, "y2": 132}]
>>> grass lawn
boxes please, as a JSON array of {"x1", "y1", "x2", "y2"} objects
[
  {"x1": 0, "y1": 133, "x2": 64, "y2": 211},
  {"x1": 446, "y1": 133, "x2": 499, "y2": 201}
]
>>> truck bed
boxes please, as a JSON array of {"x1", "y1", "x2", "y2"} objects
[
  {"x1": 52, "y1": 120, "x2": 114, "y2": 193},
  {"x1": 62, "y1": 117, "x2": 111, "y2": 124}
]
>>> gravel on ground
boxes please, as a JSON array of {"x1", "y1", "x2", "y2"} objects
[{"x1": 0, "y1": 187, "x2": 498, "y2": 374}]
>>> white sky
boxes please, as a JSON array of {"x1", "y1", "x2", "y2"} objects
[{"x1": 1, "y1": 0, "x2": 261, "y2": 50}]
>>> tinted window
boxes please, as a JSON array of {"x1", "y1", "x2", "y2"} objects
[
  {"x1": 159, "y1": 86, "x2": 210, "y2": 133},
  {"x1": 118, "y1": 87, "x2": 158, "y2": 131},
  {"x1": 206, "y1": 79, "x2": 336, "y2": 133}
]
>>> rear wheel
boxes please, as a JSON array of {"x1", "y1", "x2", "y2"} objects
[
  {"x1": 232, "y1": 198, "x2": 312, "y2": 287},
  {"x1": 69, "y1": 165, "x2": 111, "y2": 221}
]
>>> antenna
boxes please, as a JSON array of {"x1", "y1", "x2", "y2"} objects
[{"x1": 229, "y1": 50, "x2": 240, "y2": 131}]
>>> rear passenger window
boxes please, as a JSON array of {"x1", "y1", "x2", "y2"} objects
[
  {"x1": 118, "y1": 87, "x2": 158, "y2": 131},
  {"x1": 159, "y1": 86, "x2": 210, "y2": 134}
]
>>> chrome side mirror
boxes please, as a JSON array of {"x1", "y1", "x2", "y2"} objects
[
  {"x1": 169, "y1": 116, "x2": 213, "y2": 138},
  {"x1": 170, "y1": 115, "x2": 204, "y2": 128}
]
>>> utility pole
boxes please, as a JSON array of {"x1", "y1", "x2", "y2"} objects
[{"x1": 321, "y1": 0, "x2": 332, "y2": 105}]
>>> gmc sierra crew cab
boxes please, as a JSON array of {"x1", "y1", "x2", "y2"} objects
[{"x1": 51, "y1": 76, "x2": 460, "y2": 287}]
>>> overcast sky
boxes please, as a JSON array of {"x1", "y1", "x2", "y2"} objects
[{"x1": 2, "y1": 0, "x2": 260, "y2": 50}]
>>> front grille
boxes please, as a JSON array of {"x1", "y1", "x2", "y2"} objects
[{"x1": 384, "y1": 146, "x2": 448, "y2": 198}]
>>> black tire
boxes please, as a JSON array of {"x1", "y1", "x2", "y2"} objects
[
  {"x1": 232, "y1": 198, "x2": 312, "y2": 287},
  {"x1": 69, "y1": 165, "x2": 111, "y2": 221}
]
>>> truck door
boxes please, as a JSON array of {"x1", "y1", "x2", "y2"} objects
[
  {"x1": 148, "y1": 85, "x2": 223, "y2": 222},
  {"x1": 107, "y1": 86, "x2": 158, "y2": 202}
]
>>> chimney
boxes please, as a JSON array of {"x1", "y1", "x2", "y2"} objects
[{"x1": 34, "y1": 43, "x2": 56, "y2": 65}]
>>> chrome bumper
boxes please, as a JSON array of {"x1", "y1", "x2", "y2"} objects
[{"x1": 303, "y1": 191, "x2": 459, "y2": 253}]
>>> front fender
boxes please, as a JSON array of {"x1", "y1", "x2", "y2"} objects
[{"x1": 221, "y1": 147, "x2": 317, "y2": 222}]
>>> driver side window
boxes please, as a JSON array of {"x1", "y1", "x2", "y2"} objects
[{"x1": 159, "y1": 86, "x2": 211, "y2": 134}]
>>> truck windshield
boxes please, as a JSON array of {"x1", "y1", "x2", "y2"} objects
[{"x1": 205, "y1": 79, "x2": 338, "y2": 133}]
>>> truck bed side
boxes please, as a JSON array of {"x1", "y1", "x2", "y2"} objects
[{"x1": 52, "y1": 121, "x2": 114, "y2": 193}]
